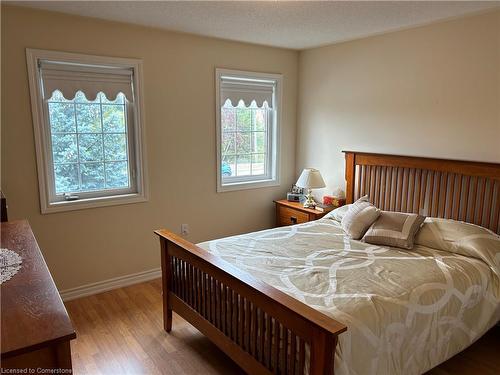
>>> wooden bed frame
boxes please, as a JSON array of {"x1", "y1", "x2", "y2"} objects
[{"x1": 155, "y1": 151, "x2": 500, "y2": 375}]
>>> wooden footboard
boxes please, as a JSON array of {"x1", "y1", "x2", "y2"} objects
[{"x1": 155, "y1": 230, "x2": 347, "y2": 375}]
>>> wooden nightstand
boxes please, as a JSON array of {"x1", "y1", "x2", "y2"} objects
[{"x1": 274, "y1": 200, "x2": 334, "y2": 227}]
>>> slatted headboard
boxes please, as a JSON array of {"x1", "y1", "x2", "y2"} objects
[{"x1": 344, "y1": 151, "x2": 500, "y2": 234}]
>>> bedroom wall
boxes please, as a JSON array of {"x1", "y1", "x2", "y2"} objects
[
  {"x1": 1, "y1": 6, "x2": 299, "y2": 290},
  {"x1": 297, "y1": 10, "x2": 500, "y2": 199}
]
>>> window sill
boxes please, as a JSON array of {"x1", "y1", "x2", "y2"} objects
[
  {"x1": 217, "y1": 178, "x2": 279, "y2": 193},
  {"x1": 42, "y1": 193, "x2": 148, "y2": 214}
]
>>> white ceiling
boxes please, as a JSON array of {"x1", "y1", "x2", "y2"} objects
[{"x1": 10, "y1": 1, "x2": 500, "y2": 50}]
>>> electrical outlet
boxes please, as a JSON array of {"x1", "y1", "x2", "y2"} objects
[{"x1": 181, "y1": 224, "x2": 189, "y2": 236}]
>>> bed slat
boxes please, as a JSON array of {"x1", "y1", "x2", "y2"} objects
[
  {"x1": 478, "y1": 178, "x2": 487, "y2": 226},
  {"x1": 492, "y1": 180, "x2": 500, "y2": 233},
  {"x1": 282, "y1": 327, "x2": 288, "y2": 374},
  {"x1": 298, "y1": 338, "x2": 306, "y2": 375},
  {"x1": 273, "y1": 320, "x2": 280, "y2": 373},
  {"x1": 396, "y1": 168, "x2": 403, "y2": 211},
  {"x1": 265, "y1": 313, "x2": 272, "y2": 368},
  {"x1": 402, "y1": 168, "x2": 409, "y2": 212},
  {"x1": 244, "y1": 298, "x2": 250, "y2": 352},
  {"x1": 408, "y1": 168, "x2": 416, "y2": 213},
  {"x1": 387, "y1": 167, "x2": 393, "y2": 210},
  {"x1": 373, "y1": 166, "x2": 380, "y2": 207},
  {"x1": 470, "y1": 177, "x2": 478, "y2": 224},
  {"x1": 379, "y1": 166, "x2": 387, "y2": 210},
  {"x1": 453, "y1": 175, "x2": 461, "y2": 220},
  {"x1": 290, "y1": 332, "x2": 297, "y2": 375}
]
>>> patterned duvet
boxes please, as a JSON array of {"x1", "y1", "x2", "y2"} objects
[{"x1": 197, "y1": 217, "x2": 500, "y2": 375}]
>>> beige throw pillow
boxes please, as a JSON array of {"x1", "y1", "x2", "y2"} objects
[
  {"x1": 341, "y1": 196, "x2": 381, "y2": 240},
  {"x1": 364, "y1": 211, "x2": 426, "y2": 249}
]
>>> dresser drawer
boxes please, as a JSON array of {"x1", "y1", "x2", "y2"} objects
[{"x1": 277, "y1": 206, "x2": 310, "y2": 226}]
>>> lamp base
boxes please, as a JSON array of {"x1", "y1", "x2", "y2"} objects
[{"x1": 303, "y1": 190, "x2": 316, "y2": 208}]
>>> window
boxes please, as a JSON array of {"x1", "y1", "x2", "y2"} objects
[
  {"x1": 26, "y1": 49, "x2": 148, "y2": 213},
  {"x1": 216, "y1": 69, "x2": 281, "y2": 192}
]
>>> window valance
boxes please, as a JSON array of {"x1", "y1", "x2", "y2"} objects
[
  {"x1": 220, "y1": 76, "x2": 275, "y2": 108},
  {"x1": 39, "y1": 60, "x2": 134, "y2": 101}
]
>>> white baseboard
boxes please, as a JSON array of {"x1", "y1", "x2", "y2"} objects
[{"x1": 59, "y1": 268, "x2": 161, "y2": 301}]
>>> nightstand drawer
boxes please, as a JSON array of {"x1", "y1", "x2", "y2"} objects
[
  {"x1": 277, "y1": 206, "x2": 309, "y2": 226},
  {"x1": 274, "y1": 199, "x2": 332, "y2": 227}
]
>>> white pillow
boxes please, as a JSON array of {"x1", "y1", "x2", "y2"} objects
[
  {"x1": 341, "y1": 196, "x2": 381, "y2": 240},
  {"x1": 324, "y1": 204, "x2": 351, "y2": 223}
]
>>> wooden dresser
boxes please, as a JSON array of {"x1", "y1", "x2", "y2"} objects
[
  {"x1": 1, "y1": 220, "x2": 76, "y2": 371},
  {"x1": 274, "y1": 199, "x2": 334, "y2": 226}
]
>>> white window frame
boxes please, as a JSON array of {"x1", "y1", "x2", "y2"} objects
[
  {"x1": 215, "y1": 68, "x2": 282, "y2": 192},
  {"x1": 26, "y1": 49, "x2": 149, "y2": 213}
]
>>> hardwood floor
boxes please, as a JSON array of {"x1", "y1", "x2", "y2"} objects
[
  {"x1": 65, "y1": 279, "x2": 499, "y2": 375},
  {"x1": 65, "y1": 279, "x2": 243, "y2": 375},
  {"x1": 426, "y1": 326, "x2": 499, "y2": 375}
]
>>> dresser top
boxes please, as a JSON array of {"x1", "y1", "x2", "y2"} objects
[{"x1": 1, "y1": 220, "x2": 76, "y2": 358}]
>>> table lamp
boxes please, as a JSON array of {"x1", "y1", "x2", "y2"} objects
[{"x1": 296, "y1": 168, "x2": 326, "y2": 208}]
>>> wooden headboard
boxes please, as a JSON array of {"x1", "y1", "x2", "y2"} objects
[{"x1": 344, "y1": 151, "x2": 500, "y2": 234}]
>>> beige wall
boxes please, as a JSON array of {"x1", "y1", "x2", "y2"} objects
[
  {"x1": 297, "y1": 10, "x2": 500, "y2": 199},
  {"x1": 3, "y1": 6, "x2": 499, "y2": 292},
  {"x1": 1, "y1": 6, "x2": 298, "y2": 290}
]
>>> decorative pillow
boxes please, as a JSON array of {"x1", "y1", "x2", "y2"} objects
[
  {"x1": 363, "y1": 211, "x2": 426, "y2": 249},
  {"x1": 341, "y1": 196, "x2": 381, "y2": 240},
  {"x1": 324, "y1": 204, "x2": 351, "y2": 223}
]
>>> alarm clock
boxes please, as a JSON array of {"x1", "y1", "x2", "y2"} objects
[{"x1": 287, "y1": 192, "x2": 304, "y2": 202}]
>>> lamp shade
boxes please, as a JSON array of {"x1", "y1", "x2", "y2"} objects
[{"x1": 296, "y1": 168, "x2": 326, "y2": 189}]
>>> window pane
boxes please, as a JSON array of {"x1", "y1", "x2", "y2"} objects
[
  {"x1": 221, "y1": 155, "x2": 235, "y2": 178},
  {"x1": 252, "y1": 153, "x2": 266, "y2": 176},
  {"x1": 255, "y1": 109, "x2": 266, "y2": 131},
  {"x1": 236, "y1": 109, "x2": 252, "y2": 131},
  {"x1": 221, "y1": 107, "x2": 236, "y2": 131},
  {"x1": 105, "y1": 161, "x2": 129, "y2": 188},
  {"x1": 80, "y1": 163, "x2": 105, "y2": 190},
  {"x1": 78, "y1": 134, "x2": 103, "y2": 162},
  {"x1": 253, "y1": 132, "x2": 266, "y2": 154},
  {"x1": 221, "y1": 132, "x2": 235, "y2": 156},
  {"x1": 102, "y1": 105, "x2": 126, "y2": 133},
  {"x1": 48, "y1": 103, "x2": 76, "y2": 133},
  {"x1": 104, "y1": 134, "x2": 127, "y2": 161},
  {"x1": 52, "y1": 134, "x2": 78, "y2": 163},
  {"x1": 76, "y1": 104, "x2": 102, "y2": 132},
  {"x1": 236, "y1": 154, "x2": 251, "y2": 176},
  {"x1": 54, "y1": 164, "x2": 79, "y2": 193},
  {"x1": 236, "y1": 133, "x2": 251, "y2": 154}
]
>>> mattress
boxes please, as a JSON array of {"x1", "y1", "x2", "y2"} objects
[{"x1": 197, "y1": 216, "x2": 500, "y2": 375}]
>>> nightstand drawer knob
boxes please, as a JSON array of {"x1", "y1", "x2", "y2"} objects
[{"x1": 290, "y1": 216, "x2": 297, "y2": 224}]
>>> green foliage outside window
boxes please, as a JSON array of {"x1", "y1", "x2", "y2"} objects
[
  {"x1": 221, "y1": 104, "x2": 268, "y2": 178},
  {"x1": 48, "y1": 91, "x2": 130, "y2": 193}
]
